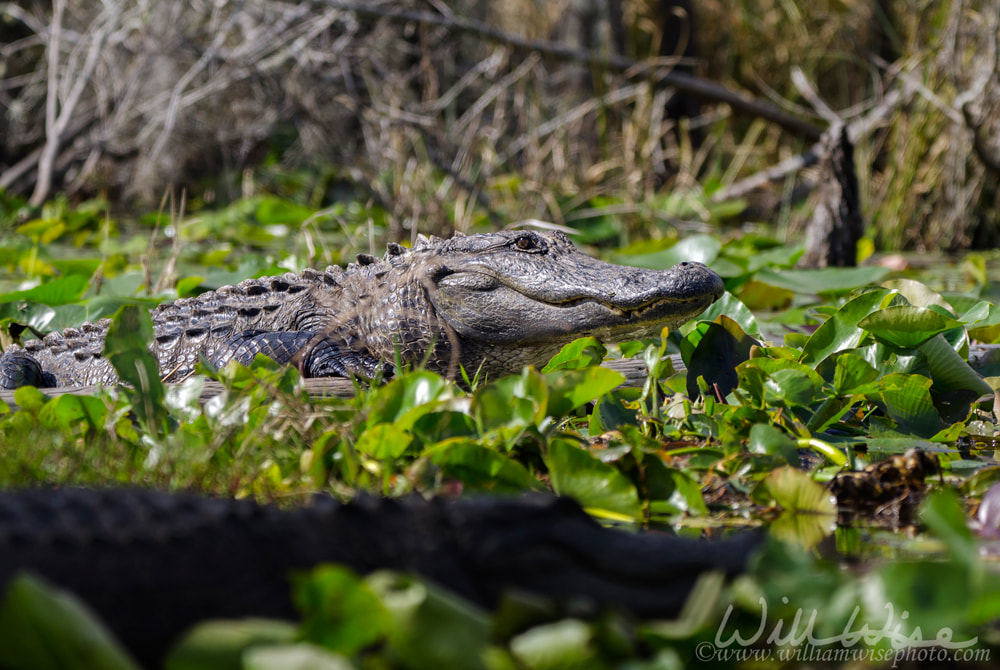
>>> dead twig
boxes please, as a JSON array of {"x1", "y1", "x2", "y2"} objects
[{"x1": 791, "y1": 66, "x2": 839, "y2": 126}]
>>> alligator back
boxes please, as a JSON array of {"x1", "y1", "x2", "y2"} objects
[
  {"x1": 0, "y1": 488, "x2": 761, "y2": 666},
  {"x1": 12, "y1": 269, "x2": 348, "y2": 387}
]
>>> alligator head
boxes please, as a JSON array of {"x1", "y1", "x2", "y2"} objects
[{"x1": 346, "y1": 230, "x2": 724, "y2": 377}]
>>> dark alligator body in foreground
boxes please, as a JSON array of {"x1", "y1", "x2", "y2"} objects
[
  {"x1": 0, "y1": 230, "x2": 724, "y2": 388},
  {"x1": 0, "y1": 489, "x2": 760, "y2": 666}
]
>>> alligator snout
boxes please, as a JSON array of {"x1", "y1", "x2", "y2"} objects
[{"x1": 673, "y1": 261, "x2": 725, "y2": 301}]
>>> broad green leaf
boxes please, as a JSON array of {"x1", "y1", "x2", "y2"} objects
[
  {"x1": 50, "y1": 257, "x2": 104, "y2": 279},
  {"x1": 612, "y1": 234, "x2": 721, "y2": 268},
  {"x1": 953, "y1": 298, "x2": 993, "y2": 323},
  {"x1": 105, "y1": 305, "x2": 166, "y2": 431},
  {"x1": 16, "y1": 217, "x2": 67, "y2": 243},
  {"x1": 367, "y1": 372, "x2": 451, "y2": 429},
  {"x1": 761, "y1": 466, "x2": 837, "y2": 514},
  {"x1": 13, "y1": 385, "x2": 49, "y2": 410},
  {"x1": 368, "y1": 572, "x2": 490, "y2": 670},
  {"x1": 959, "y1": 300, "x2": 1000, "y2": 343},
  {"x1": 293, "y1": 565, "x2": 390, "y2": 656},
  {"x1": 806, "y1": 396, "x2": 856, "y2": 434},
  {"x1": 921, "y1": 490, "x2": 978, "y2": 568},
  {"x1": 877, "y1": 373, "x2": 945, "y2": 438},
  {"x1": 425, "y1": 439, "x2": 542, "y2": 492},
  {"x1": 411, "y1": 411, "x2": 477, "y2": 444},
  {"x1": 83, "y1": 272, "x2": 147, "y2": 299},
  {"x1": 38, "y1": 393, "x2": 108, "y2": 434},
  {"x1": 737, "y1": 279, "x2": 793, "y2": 311},
  {"x1": 763, "y1": 368, "x2": 819, "y2": 408},
  {"x1": 748, "y1": 424, "x2": 799, "y2": 465},
  {"x1": 799, "y1": 288, "x2": 893, "y2": 366},
  {"x1": 79, "y1": 296, "x2": 162, "y2": 324},
  {"x1": 590, "y1": 388, "x2": 643, "y2": 431},
  {"x1": 746, "y1": 243, "x2": 802, "y2": 271},
  {"x1": 759, "y1": 467, "x2": 837, "y2": 548},
  {"x1": 472, "y1": 370, "x2": 548, "y2": 431},
  {"x1": 708, "y1": 256, "x2": 746, "y2": 278},
  {"x1": 970, "y1": 587, "x2": 1000, "y2": 627},
  {"x1": 545, "y1": 366, "x2": 624, "y2": 417},
  {"x1": 36, "y1": 304, "x2": 93, "y2": 332},
  {"x1": 867, "y1": 560, "x2": 977, "y2": 647},
  {"x1": 0, "y1": 302, "x2": 57, "y2": 332},
  {"x1": 744, "y1": 358, "x2": 825, "y2": 392},
  {"x1": 858, "y1": 305, "x2": 960, "y2": 348},
  {"x1": 685, "y1": 316, "x2": 757, "y2": 399},
  {"x1": 545, "y1": 438, "x2": 641, "y2": 519},
  {"x1": 831, "y1": 351, "x2": 880, "y2": 395},
  {"x1": 255, "y1": 197, "x2": 316, "y2": 226},
  {"x1": 882, "y1": 278, "x2": 953, "y2": 312},
  {"x1": 0, "y1": 274, "x2": 89, "y2": 306},
  {"x1": 541, "y1": 337, "x2": 607, "y2": 372},
  {"x1": 103, "y1": 304, "x2": 154, "y2": 358},
  {"x1": 176, "y1": 276, "x2": 206, "y2": 298},
  {"x1": 243, "y1": 644, "x2": 356, "y2": 670},
  {"x1": 165, "y1": 619, "x2": 298, "y2": 670},
  {"x1": 643, "y1": 456, "x2": 708, "y2": 517},
  {"x1": 0, "y1": 573, "x2": 139, "y2": 670},
  {"x1": 355, "y1": 423, "x2": 413, "y2": 459},
  {"x1": 754, "y1": 266, "x2": 890, "y2": 295},
  {"x1": 919, "y1": 334, "x2": 993, "y2": 396},
  {"x1": 682, "y1": 291, "x2": 760, "y2": 337},
  {"x1": 509, "y1": 620, "x2": 596, "y2": 669}
]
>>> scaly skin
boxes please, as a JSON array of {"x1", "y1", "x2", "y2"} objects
[
  {"x1": 0, "y1": 230, "x2": 724, "y2": 388},
  {"x1": 0, "y1": 488, "x2": 760, "y2": 666}
]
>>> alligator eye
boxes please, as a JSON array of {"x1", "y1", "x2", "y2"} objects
[{"x1": 515, "y1": 235, "x2": 536, "y2": 251}]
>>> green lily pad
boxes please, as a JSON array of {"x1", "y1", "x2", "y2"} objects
[
  {"x1": 542, "y1": 337, "x2": 607, "y2": 372},
  {"x1": 425, "y1": 439, "x2": 542, "y2": 492},
  {"x1": 859, "y1": 305, "x2": 961, "y2": 348},
  {"x1": 545, "y1": 438, "x2": 641, "y2": 519},
  {"x1": 293, "y1": 565, "x2": 390, "y2": 656},
  {"x1": 0, "y1": 573, "x2": 139, "y2": 670},
  {"x1": 165, "y1": 620, "x2": 298, "y2": 670},
  {"x1": 800, "y1": 288, "x2": 893, "y2": 366}
]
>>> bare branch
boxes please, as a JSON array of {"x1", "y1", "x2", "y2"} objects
[
  {"x1": 325, "y1": 1, "x2": 825, "y2": 141},
  {"x1": 791, "y1": 66, "x2": 840, "y2": 125},
  {"x1": 29, "y1": 0, "x2": 64, "y2": 207},
  {"x1": 29, "y1": 0, "x2": 121, "y2": 206},
  {"x1": 712, "y1": 86, "x2": 907, "y2": 202}
]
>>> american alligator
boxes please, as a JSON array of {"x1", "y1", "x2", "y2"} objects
[
  {"x1": 0, "y1": 230, "x2": 724, "y2": 389},
  {"x1": 0, "y1": 488, "x2": 761, "y2": 666}
]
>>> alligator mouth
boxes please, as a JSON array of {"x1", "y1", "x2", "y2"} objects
[
  {"x1": 541, "y1": 272, "x2": 725, "y2": 320},
  {"x1": 605, "y1": 292, "x2": 722, "y2": 318},
  {"x1": 543, "y1": 295, "x2": 714, "y2": 321},
  {"x1": 432, "y1": 260, "x2": 725, "y2": 344},
  {"x1": 487, "y1": 264, "x2": 724, "y2": 309}
]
